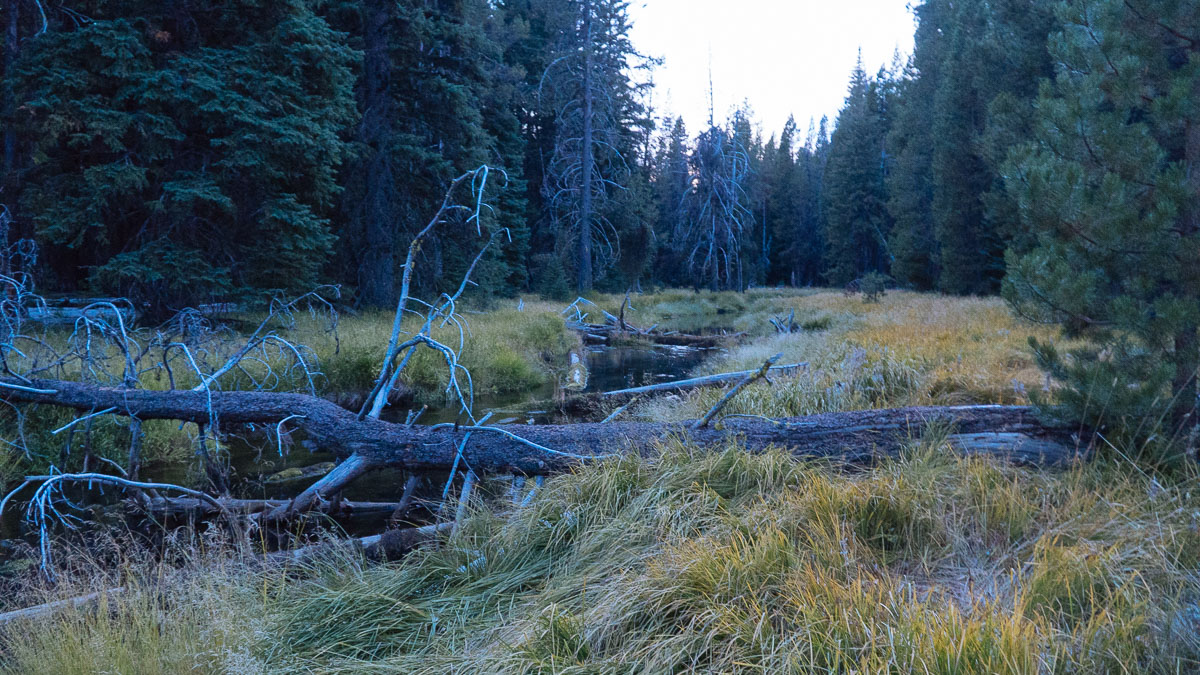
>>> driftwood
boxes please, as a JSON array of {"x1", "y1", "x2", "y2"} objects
[
  {"x1": 693, "y1": 354, "x2": 782, "y2": 428},
  {"x1": 2, "y1": 377, "x2": 1080, "y2": 481},
  {"x1": 562, "y1": 297, "x2": 740, "y2": 348},
  {"x1": 566, "y1": 320, "x2": 734, "y2": 348},
  {"x1": 265, "y1": 522, "x2": 454, "y2": 566},
  {"x1": 24, "y1": 297, "x2": 140, "y2": 326},
  {"x1": 140, "y1": 496, "x2": 404, "y2": 519},
  {"x1": 0, "y1": 587, "x2": 126, "y2": 626},
  {"x1": 601, "y1": 362, "x2": 809, "y2": 398}
]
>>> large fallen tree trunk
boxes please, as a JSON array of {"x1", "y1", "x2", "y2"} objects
[{"x1": 2, "y1": 378, "x2": 1081, "y2": 478}]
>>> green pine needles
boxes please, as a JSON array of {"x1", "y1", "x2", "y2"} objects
[
  {"x1": 11, "y1": 1, "x2": 357, "y2": 316},
  {"x1": 1003, "y1": 0, "x2": 1200, "y2": 456}
]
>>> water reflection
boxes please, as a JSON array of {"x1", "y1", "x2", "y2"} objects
[{"x1": 151, "y1": 342, "x2": 719, "y2": 502}]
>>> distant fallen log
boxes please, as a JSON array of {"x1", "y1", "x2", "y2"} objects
[
  {"x1": 140, "y1": 496, "x2": 404, "y2": 519},
  {"x1": 24, "y1": 297, "x2": 140, "y2": 326},
  {"x1": 265, "y1": 522, "x2": 454, "y2": 566},
  {"x1": 565, "y1": 321, "x2": 736, "y2": 348},
  {"x1": 601, "y1": 362, "x2": 809, "y2": 398},
  {"x1": 0, "y1": 587, "x2": 126, "y2": 626}
]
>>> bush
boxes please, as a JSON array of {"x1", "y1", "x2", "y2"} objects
[{"x1": 860, "y1": 272, "x2": 890, "y2": 303}]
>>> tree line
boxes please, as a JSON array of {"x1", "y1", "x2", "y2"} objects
[
  {"x1": 1, "y1": 0, "x2": 1197, "y2": 438},
  {"x1": 0, "y1": 0, "x2": 1049, "y2": 306}
]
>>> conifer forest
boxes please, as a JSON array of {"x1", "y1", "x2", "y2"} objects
[{"x1": 0, "y1": 1, "x2": 1198, "y2": 672}]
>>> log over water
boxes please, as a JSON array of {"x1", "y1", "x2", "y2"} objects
[
  {"x1": 1, "y1": 378, "x2": 1081, "y2": 476},
  {"x1": 600, "y1": 362, "x2": 809, "y2": 397}
]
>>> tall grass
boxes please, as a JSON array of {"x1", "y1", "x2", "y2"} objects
[
  {"x1": 621, "y1": 290, "x2": 1066, "y2": 422},
  {"x1": 2, "y1": 289, "x2": 1194, "y2": 672},
  {"x1": 11, "y1": 440, "x2": 1193, "y2": 672},
  {"x1": 212, "y1": 299, "x2": 580, "y2": 401}
]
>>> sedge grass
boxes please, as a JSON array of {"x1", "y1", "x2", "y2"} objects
[{"x1": 7, "y1": 440, "x2": 1189, "y2": 672}]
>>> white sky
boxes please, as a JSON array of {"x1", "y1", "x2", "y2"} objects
[{"x1": 628, "y1": 0, "x2": 917, "y2": 138}]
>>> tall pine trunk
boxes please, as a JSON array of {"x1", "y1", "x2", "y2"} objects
[
  {"x1": 3, "y1": 0, "x2": 18, "y2": 180},
  {"x1": 577, "y1": 0, "x2": 595, "y2": 293},
  {"x1": 1176, "y1": 112, "x2": 1200, "y2": 439},
  {"x1": 357, "y1": 0, "x2": 396, "y2": 306}
]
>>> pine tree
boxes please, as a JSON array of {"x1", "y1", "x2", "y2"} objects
[
  {"x1": 885, "y1": 0, "x2": 1057, "y2": 294},
  {"x1": 822, "y1": 57, "x2": 892, "y2": 286},
  {"x1": 794, "y1": 117, "x2": 830, "y2": 286},
  {"x1": 928, "y1": 0, "x2": 996, "y2": 294},
  {"x1": 764, "y1": 116, "x2": 803, "y2": 286},
  {"x1": 650, "y1": 116, "x2": 690, "y2": 286},
  {"x1": 886, "y1": 1, "x2": 944, "y2": 290},
  {"x1": 537, "y1": 0, "x2": 650, "y2": 293},
  {"x1": 1004, "y1": 0, "x2": 1200, "y2": 449},
  {"x1": 10, "y1": 0, "x2": 357, "y2": 314}
]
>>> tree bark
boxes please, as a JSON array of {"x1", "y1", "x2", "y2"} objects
[
  {"x1": 353, "y1": 0, "x2": 397, "y2": 307},
  {"x1": 3, "y1": 0, "x2": 19, "y2": 181},
  {"x1": 1, "y1": 378, "x2": 1081, "y2": 475},
  {"x1": 577, "y1": 0, "x2": 595, "y2": 293},
  {"x1": 1175, "y1": 79, "x2": 1200, "y2": 439}
]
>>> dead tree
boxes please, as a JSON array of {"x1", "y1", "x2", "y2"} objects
[
  {"x1": 0, "y1": 168, "x2": 504, "y2": 568},
  {"x1": 677, "y1": 110, "x2": 754, "y2": 291},
  {"x1": 539, "y1": 0, "x2": 648, "y2": 292},
  {"x1": 0, "y1": 381, "x2": 1081, "y2": 476}
]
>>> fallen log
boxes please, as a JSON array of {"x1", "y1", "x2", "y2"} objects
[
  {"x1": 601, "y1": 362, "x2": 809, "y2": 398},
  {"x1": 1, "y1": 378, "x2": 1080, "y2": 479},
  {"x1": 0, "y1": 588, "x2": 126, "y2": 627},
  {"x1": 565, "y1": 321, "x2": 734, "y2": 348},
  {"x1": 693, "y1": 354, "x2": 782, "y2": 428},
  {"x1": 266, "y1": 522, "x2": 454, "y2": 566},
  {"x1": 140, "y1": 496, "x2": 404, "y2": 519}
]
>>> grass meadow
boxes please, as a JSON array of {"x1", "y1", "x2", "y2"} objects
[{"x1": 2, "y1": 288, "x2": 1197, "y2": 673}]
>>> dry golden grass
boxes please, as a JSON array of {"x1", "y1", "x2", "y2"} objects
[
  {"x1": 2, "y1": 289, "x2": 1193, "y2": 673},
  {"x1": 618, "y1": 289, "x2": 1066, "y2": 422},
  {"x1": 12, "y1": 440, "x2": 1193, "y2": 673}
]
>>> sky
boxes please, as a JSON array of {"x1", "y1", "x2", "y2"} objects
[{"x1": 627, "y1": 0, "x2": 917, "y2": 138}]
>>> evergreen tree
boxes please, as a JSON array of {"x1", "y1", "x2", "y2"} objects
[
  {"x1": 928, "y1": 0, "x2": 996, "y2": 294},
  {"x1": 537, "y1": 0, "x2": 649, "y2": 292},
  {"x1": 886, "y1": 0, "x2": 1057, "y2": 294},
  {"x1": 650, "y1": 116, "x2": 690, "y2": 286},
  {"x1": 794, "y1": 117, "x2": 830, "y2": 286},
  {"x1": 822, "y1": 57, "x2": 892, "y2": 286},
  {"x1": 337, "y1": 0, "x2": 528, "y2": 306},
  {"x1": 1004, "y1": 0, "x2": 1200, "y2": 448},
  {"x1": 886, "y1": 1, "x2": 944, "y2": 290},
  {"x1": 9, "y1": 0, "x2": 357, "y2": 314},
  {"x1": 763, "y1": 116, "x2": 802, "y2": 286}
]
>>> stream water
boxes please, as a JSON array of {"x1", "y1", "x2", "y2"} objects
[{"x1": 223, "y1": 341, "x2": 717, "y2": 502}]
